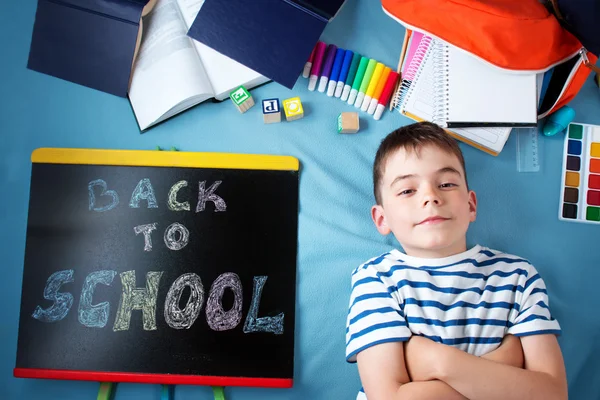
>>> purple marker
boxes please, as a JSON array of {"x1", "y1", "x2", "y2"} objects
[
  {"x1": 308, "y1": 42, "x2": 327, "y2": 91},
  {"x1": 318, "y1": 44, "x2": 337, "y2": 93}
]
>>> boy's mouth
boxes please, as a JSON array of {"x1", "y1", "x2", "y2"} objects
[{"x1": 417, "y1": 216, "x2": 450, "y2": 225}]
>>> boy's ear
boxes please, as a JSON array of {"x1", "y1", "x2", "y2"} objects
[
  {"x1": 468, "y1": 190, "x2": 477, "y2": 222},
  {"x1": 371, "y1": 205, "x2": 391, "y2": 235}
]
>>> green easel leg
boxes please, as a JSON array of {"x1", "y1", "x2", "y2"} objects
[
  {"x1": 212, "y1": 386, "x2": 225, "y2": 400},
  {"x1": 161, "y1": 384, "x2": 174, "y2": 400},
  {"x1": 97, "y1": 382, "x2": 114, "y2": 400}
]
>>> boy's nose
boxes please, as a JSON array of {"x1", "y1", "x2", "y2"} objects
[{"x1": 422, "y1": 188, "x2": 441, "y2": 206}]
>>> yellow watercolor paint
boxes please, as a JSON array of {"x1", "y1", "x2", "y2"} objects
[{"x1": 565, "y1": 171, "x2": 580, "y2": 187}]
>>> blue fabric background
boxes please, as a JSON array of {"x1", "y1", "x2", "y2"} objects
[{"x1": 1, "y1": 0, "x2": 599, "y2": 399}]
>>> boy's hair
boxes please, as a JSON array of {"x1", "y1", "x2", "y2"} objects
[{"x1": 373, "y1": 121, "x2": 468, "y2": 204}]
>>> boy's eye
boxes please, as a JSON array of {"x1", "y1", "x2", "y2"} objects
[
  {"x1": 439, "y1": 183, "x2": 457, "y2": 189},
  {"x1": 398, "y1": 189, "x2": 415, "y2": 196}
]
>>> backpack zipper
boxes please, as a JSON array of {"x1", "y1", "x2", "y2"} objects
[{"x1": 538, "y1": 51, "x2": 584, "y2": 118}]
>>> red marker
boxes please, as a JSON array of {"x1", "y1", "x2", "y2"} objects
[
  {"x1": 308, "y1": 42, "x2": 327, "y2": 91},
  {"x1": 373, "y1": 71, "x2": 399, "y2": 121},
  {"x1": 302, "y1": 45, "x2": 317, "y2": 78}
]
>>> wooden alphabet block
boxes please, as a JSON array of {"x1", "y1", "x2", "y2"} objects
[
  {"x1": 337, "y1": 112, "x2": 360, "y2": 133},
  {"x1": 282, "y1": 97, "x2": 304, "y2": 121},
  {"x1": 262, "y1": 98, "x2": 281, "y2": 124},
  {"x1": 229, "y1": 85, "x2": 255, "y2": 113}
]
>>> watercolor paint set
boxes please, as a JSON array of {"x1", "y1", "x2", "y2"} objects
[{"x1": 559, "y1": 122, "x2": 600, "y2": 224}]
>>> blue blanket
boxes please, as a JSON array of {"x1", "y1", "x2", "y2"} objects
[{"x1": 1, "y1": 0, "x2": 600, "y2": 399}]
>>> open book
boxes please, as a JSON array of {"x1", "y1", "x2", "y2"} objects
[{"x1": 129, "y1": 0, "x2": 270, "y2": 131}]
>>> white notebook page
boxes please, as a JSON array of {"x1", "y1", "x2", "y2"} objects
[
  {"x1": 445, "y1": 44, "x2": 537, "y2": 125},
  {"x1": 401, "y1": 39, "x2": 512, "y2": 154}
]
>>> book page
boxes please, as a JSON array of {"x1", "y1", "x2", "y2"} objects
[
  {"x1": 176, "y1": 0, "x2": 269, "y2": 100},
  {"x1": 129, "y1": 0, "x2": 214, "y2": 130}
]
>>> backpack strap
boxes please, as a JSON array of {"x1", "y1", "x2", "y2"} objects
[{"x1": 549, "y1": 0, "x2": 600, "y2": 73}]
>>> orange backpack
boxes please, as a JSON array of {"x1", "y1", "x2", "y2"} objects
[{"x1": 381, "y1": 0, "x2": 599, "y2": 118}]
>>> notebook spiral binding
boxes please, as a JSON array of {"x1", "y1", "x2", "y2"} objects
[
  {"x1": 432, "y1": 40, "x2": 450, "y2": 127},
  {"x1": 392, "y1": 35, "x2": 433, "y2": 111}
]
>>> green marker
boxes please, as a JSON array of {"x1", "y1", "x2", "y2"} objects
[
  {"x1": 347, "y1": 56, "x2": 369, "y2": 105},
  {"x1": 354, "y1": 59, "x2": 377, "y2": 107},
  {"x1": 341, "y1": 53, "x2": 361, "y2": 102}
]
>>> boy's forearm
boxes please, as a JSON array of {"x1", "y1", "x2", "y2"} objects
[
  {"x1": 395, "y1": 380, "x2": 468, "y2": 400},
  {"x1": 436, "y1": 346, "x2": 566, "y2": 400}
]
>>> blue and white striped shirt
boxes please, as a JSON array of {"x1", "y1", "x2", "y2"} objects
[{"x1": 346, "y1": 245, "x2": 560, "y2": 398}]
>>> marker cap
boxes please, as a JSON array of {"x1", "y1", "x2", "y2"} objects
[
  {"x1": 334, "y1": 81, "x2": 345, "y2": 97},
  {"x1": 308, "y1": 75, "x2": 319, "y2": 91},
  {"x1": 373, "y1": 104, "x2": 385, "y2": 120},
  {"x1": 347, "y1": 89, "x2": 358, "y2": 105},
  {"x1": 361, "y1": 96, "x2": 372, "y2": 112},
  {"x1": 367, "y1": 98, "x2": 378, "y2": 115},
  {"x1": 341, "y1": 85, "x2": 352, "y2": 102},
  {"x1": 318, "y1": 76, "x2": 329, "y2": 93},
  {"x1": 354, "y1": 92, "x2": 365, "y2": 108},
  {"x1": 327, "y1": 80, "x2": 337, "y2": 96}
]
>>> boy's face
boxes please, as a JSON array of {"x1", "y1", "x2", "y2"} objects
[{"x1": 371, "y1": 144, "x2": 477, "y2": 258}]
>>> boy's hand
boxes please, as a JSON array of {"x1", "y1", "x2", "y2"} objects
[
  {"x1": 481, "y1": 334, "x2": 524, "y2": 368},
  {"x1": 404, "y1": 335, "x2": 446, "y2": 381}
]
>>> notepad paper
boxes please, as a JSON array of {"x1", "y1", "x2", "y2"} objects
[
  {"x1": 435, "y1": 42, "x2": 538, "y2": 127},
  {"x1": 399, "y1": 37, "x2": 512, "y2": 155}
]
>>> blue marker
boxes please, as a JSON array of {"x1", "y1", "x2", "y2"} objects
[
  {"x1": 327, "y1": 48, "x2": 345, "y2": 97},
  {"x1": 335, "y1": 50, "x2": 354, "y2": 98},
  {"x1": 318, "y1": 44, "x2": 337, "y2": 93}
]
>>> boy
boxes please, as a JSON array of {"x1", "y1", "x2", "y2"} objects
[{"x1": 346, "y1": 122, "x2": 567, "y2": 400}]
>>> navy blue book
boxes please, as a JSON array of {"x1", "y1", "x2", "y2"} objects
[
  {"x1": 27, "y1": 0, "x2": 150, "y2": 97},
  {"x1": 187, "y1": 0, "x2": 346, "y2": 89}
]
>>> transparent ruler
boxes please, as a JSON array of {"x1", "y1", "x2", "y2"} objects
[{"x1": 515, "y1": 126, "x2": 541, "y2": 173}]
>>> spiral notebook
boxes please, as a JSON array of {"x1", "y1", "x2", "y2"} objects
[
  {"x1": 393, "y1": 36, "x2": 518, "y2": 156},
  {"x1": 434, "y1": 41, "x2": 538, "y2": 128}
]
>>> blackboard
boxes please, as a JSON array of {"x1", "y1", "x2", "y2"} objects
[{"x1": 14, "y1": 148, "x2": 299, "y2": 388}]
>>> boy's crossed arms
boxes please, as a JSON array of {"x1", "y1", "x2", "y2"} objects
[{"x1": 357, "y1": 333, "x2": 567, "y2": 400}]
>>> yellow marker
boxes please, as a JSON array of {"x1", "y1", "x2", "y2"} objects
[
  {"x1": 283, "y1": 97, "x2": 304, "y2": 121},
  {"x1": 367, "y1": 66, "x2": 391, "y2": 115},
  {"x1": 361, "y1": 63, "x2": 385, "y2": 112},
  {"x1": 354, "y1": 59, "x2": 377, "y2": 108}
]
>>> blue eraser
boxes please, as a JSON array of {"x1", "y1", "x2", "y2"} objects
[{"x1": 542, "y1": 106, "x2": 575, "y2": 136}]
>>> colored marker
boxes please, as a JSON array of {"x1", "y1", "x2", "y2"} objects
[
  {"x1": 327, "y1": 48, "x2": 346, "y2": 96},
  {"x1": 367, "y1": 66, "x2": 391, "y2": 114},
  {"x1": 341, "y1": 53, "x2": 361, "y2": 101},
  {"x1": 374, "y1": 71, "x2": 400, "y2": 120},
  {"x1": 354, "y1": 59, "x2": 377, "y2": 108},
  {"x1": 347, "y1": 56, "x2": 369, "y2": 105},
  {"x1": 308, "y1": 41, "x2": 326, "y2": 91},
  {"x1": 318, "y1": 44, "x2": 337, "y2": 93},
  {"x1": 302, "y1": 45, "x2": 316, "y2": 78},
  {"x1": 335, "y1": 50, "x2": 354, "y2": 98},
  {"x1": 361, "y1": 62, "x2": 385, "y2": 111}
]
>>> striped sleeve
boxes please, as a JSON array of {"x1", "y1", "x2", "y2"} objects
[
  {"x1": 345, "y1": 263, "x2": 412, "y2": 363},
  {"x1": 507, "y1": 264, "x2": 561, "y2": 337}
]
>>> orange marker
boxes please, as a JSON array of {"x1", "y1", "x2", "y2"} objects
[{"x1": 367, "y1": 66, "x2": 391, "y2": 115}]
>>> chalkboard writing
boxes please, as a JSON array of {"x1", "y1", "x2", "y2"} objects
[{"x1": 15, "y1": 149, "x2": 299, "y2": 388}]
